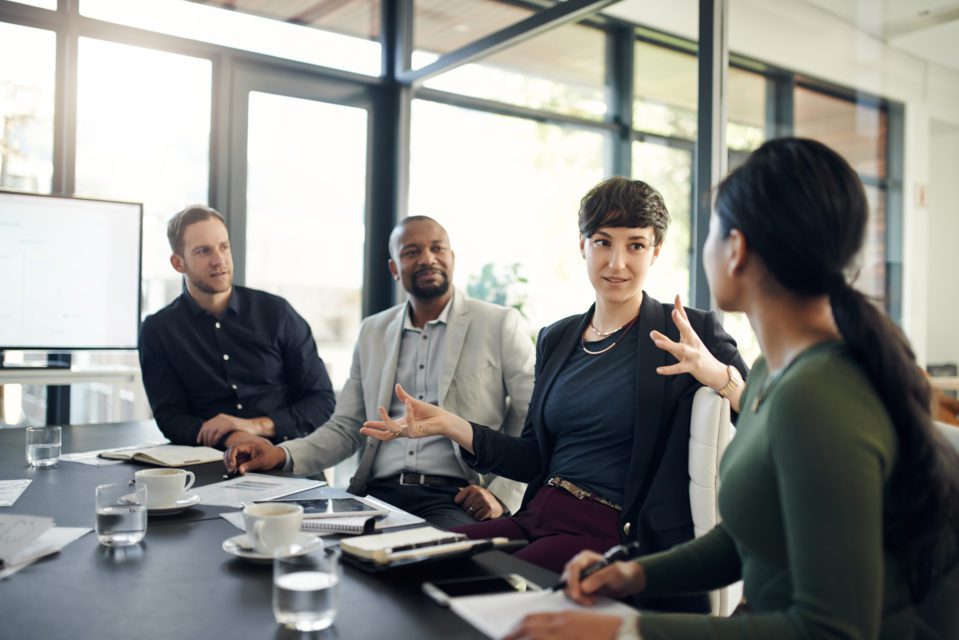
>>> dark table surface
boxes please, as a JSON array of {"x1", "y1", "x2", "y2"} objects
[{"x1": 0, "y1": 421, "x2": 555, "y2": 639}]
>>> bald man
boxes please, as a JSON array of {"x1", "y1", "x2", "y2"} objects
[{"x1": 226, "y1": 216, "x2": 534, "y2": 528}]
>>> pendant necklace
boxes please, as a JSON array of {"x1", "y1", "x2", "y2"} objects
[
  {"x1": 581, "y1": 313, "x2": 640, "y2": 356},
  {"x1": 589, "y1": 319, "x2": 625, "y2": 337}
]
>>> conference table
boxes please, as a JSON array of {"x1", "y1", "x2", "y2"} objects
[{"x1": 0, "y1": 420, "x2": 556, "y2": 639}]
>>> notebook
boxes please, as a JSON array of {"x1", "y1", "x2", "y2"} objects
[
  {"x1": 99, "y1": 444, "x2": 223, "y2": 467},
  {"x1": 341, "y1": 526, "x2": 478, "y2": 564}
]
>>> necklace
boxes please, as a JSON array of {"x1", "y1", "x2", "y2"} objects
[
  {"x1": 589, "y1": 319, "x2": 627, "y2": 337},
  {"x1": 581, "y1": 314, "x2": 639, "y2": 356}
]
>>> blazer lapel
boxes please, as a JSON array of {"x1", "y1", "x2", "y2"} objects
[
  {"x1": 376, "y1": 304, "x2": 405, "y2": 411},
  {"x1": 622, "y1": 293, "x2": 669, "y2": 515},
  {"x1": 350, "y1": 305, "x2": 405, "y2": 495},
  {"x1": 438, "y1": 292, "x2": 469, "y2": 406}
]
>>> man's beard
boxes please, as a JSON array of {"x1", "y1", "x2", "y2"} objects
[
  {"x1": 410, "y1": 269, "x2": 450, "y2": 299},
  {"x1": 189, "y1": 272, "x2": 232, "y2": 295}
]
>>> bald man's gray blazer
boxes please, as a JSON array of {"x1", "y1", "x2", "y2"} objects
[{"x1": 280, "y1": 290, "x2": 535, "y2": 513}]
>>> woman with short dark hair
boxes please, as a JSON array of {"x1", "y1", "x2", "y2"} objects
[
  {"x1": 506, "y1": 138, "x2": 959, "y2": 639},
  {"x1": 362, "y1": 176, "x2": 748, "y2": 614}
]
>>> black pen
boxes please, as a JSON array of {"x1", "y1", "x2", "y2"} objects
[{"x1": 549, "y1": 541, "x2": 641, "y2": 592}]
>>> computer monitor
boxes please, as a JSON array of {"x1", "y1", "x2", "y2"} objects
[{"x1": 0, "y1": 190, "x2": 143, "y2": 350}]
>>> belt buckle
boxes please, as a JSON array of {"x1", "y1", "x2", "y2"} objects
[{"x1": 399, "y1": 472, "x2": 422, "y2": 486}]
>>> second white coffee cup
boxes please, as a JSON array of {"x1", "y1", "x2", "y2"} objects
[
  {"x1": 243, "y1": 502, "x2": 304, "y2": 555},
  {"x1": 134, "y1": 468, "x2": 196, "y2": 509}
]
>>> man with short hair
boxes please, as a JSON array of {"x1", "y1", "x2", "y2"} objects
[
  {"x1": 226, "y1": 216, "x2": 535, "y2": 528},
  {"x1": 139, "y1": 205, "x2": 336, "y2": 449}
]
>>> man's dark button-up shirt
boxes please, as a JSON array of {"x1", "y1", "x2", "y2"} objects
[{"x1": 138, "y1": 286, "x2": 335, "y2": 447}]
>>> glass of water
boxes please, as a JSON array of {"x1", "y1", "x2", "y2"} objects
[
  {"x1": 95, "y1": 482, "x2": 147, "y2": 547},
  {"x1": 273, "y1": 545, "x2": 341, "y2": 631},
  {"x1": 25, "y1": 425, "x2": 61, "y2": 467}
]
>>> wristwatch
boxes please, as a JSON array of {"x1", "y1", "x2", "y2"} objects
[
  {"x1": 717, "y1": 364, "x2": 743, "y2": 399},
  {"x1": 614, "y1": 615, "x2": 641, "y2": 640}
]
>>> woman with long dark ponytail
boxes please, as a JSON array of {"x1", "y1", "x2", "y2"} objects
[{"x1": 505, "y1": 138, "x2": 959, "y2": 639}]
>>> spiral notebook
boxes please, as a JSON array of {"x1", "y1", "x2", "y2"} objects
[{"x1": 300, "y1": 515, "x2": 378, "y2": 535}]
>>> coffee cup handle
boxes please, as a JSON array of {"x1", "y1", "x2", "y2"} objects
[
  {"x1": 183, "y1": 471, "x2": 195, "y2": 492},
  {"x1": 251, "y1": 520, "x2": 266, "y2": 551}
]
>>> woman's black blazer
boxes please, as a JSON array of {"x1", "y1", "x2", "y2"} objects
[{"x1": 464, "y1": 292, "x2": 748, "y2": 609}]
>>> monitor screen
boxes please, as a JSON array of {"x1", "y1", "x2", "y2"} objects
[{"x1": 0, "y1": 190, "x2": 143, "y2": 350}]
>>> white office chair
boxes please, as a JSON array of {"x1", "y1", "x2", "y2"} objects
[{"x1": 688, "y1": 386, "x2": 743, "y2": 616}]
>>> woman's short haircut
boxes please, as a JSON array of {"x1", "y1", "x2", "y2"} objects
[
  {"x1": 577, "y1": 177, "x2": 670, "y2": 245},
  {"x1": 167, "y1": 205, "x2": 226, "y2": 255}
]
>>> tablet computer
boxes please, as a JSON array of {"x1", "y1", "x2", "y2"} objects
[{"x1": 261, "y1": 497, "x2": 387, "y2": 519}]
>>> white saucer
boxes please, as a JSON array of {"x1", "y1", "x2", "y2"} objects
[
  {"x1": 147, "y1": 493, "x2": 201, "y2": 516},
  {"x1": 222, "y1": 532, "x2": 323, "y2": 563}
]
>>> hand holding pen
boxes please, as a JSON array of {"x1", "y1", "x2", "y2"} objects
[{"x1": 555, "y1": 542, "x2": 647, "y2": 606}]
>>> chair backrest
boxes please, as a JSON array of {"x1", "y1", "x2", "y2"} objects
[
  {"x1": 934, "y1": 420, "x2": 959, "y2": 452},
  {"x1": 688, "y1": 386, "x2": 742, "y2": 616}
]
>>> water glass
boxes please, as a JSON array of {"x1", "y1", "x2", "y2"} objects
[
  {"x1": 26, "y1": 425, "x2": 61, "y2": 467},
  {"x1": 273, "y1": 545, "x2": 341, "y2": 631},
  {"x1": 95, "y1": 482, "x2": 147, "y2": 547}
]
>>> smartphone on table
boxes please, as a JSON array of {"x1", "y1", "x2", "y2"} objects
[{"x1": 422, "y1": 574, "x2": 541, "y2": 607}]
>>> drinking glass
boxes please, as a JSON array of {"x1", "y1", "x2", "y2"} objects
[
  {"x1": 273, "y1": 545, "x2": 341, "y2": 631},
  {"x1": 95, "y1": 482, "x2": 147, "y2": 546},
  {"x1": 25, "y1": 425, "x2": 61, "y2": 467}
]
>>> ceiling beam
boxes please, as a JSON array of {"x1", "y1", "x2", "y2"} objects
[
  {"x1": 397, "y1": 0, "x2": 622, "y2": 86},
  {"x1": 883, "y1": 3, "x2": 959, "y2": 39}
]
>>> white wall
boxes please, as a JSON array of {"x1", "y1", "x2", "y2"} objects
[{"x1": 926, "y1": 120, "x2": 959, "y2": 368}]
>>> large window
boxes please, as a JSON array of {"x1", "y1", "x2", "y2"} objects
[
  {"x1": 795, "y1": 85, "x2": 889, "y2": 304},
  {"x1": 75, "y1": 38, "x2": 211, "y2": 318},
  {"x1": 409, "y1": 100, "x2": 605, "y2": 331},
  {"x1": 80, "y1": 0, "x2": 381, "y2": 76},
  {"x1": 0, "y1": 0, "x2": 907, "y2": 426},
  {"x1": 632, "y1": 141, "x2": 692, "y2": 304},
  {"x1": 0, "y1": 22, "x2": 55, "y2": 193},
  {"x1": 244, "y1": 92, "x2": 368, "y2": 386},
  {"x1": 417, "y1": 3, "x2": 607, "y2": 120}
]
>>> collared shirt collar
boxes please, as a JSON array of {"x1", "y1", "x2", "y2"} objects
[
  {"x1": 180, "y1": 285, "x2": 240, "y2": 318},
  {"x1": 402, "y1": 293, "x2": 453, "y2": 331}
]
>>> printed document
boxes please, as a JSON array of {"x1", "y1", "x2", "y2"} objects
[
  {"x1": 193, "y1": 473, "x2": 324, "y2": 508},
  {"x1": 0, "y1": 514, "x2": 54, "y2": 566}
]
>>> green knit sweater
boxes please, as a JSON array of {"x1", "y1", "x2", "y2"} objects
[{"x1": 638, "y1": 341, "x2": 924, "y2": 639}]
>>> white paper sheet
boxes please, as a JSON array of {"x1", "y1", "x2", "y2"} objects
[
  {"x1": 0, "y1": 480, "x2": 32, "y2": 507},
  {"x1": 450, "y1": 589, "x2": 639, "y2": 640},
  {"x1": 192, "y1": 473, "x2": 324, "y2": 508},
  {"x1": 59, "y1": 440, "x2": 169, "y2": 466},
  {"x1": 0, "y1": 514, "x2": 54, "y2": 565},
  {"x1": 0, "y1": 526, "x2": 90, "y2": 579}
]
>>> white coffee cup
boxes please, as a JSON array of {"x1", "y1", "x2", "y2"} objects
[
  {"x1": 243, "y1": 502, "x2": 304, "y2": 555},
  {"x1": 134, "y1": 468, "x2": 196, "y2": 509}
]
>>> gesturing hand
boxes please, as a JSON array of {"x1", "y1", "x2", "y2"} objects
[
  {"x1": 360, "y1": 383, "x2": 464, "y2": 442},
  {"x1": 649, "y1": 295, "x2": 729, "y2": 391}
]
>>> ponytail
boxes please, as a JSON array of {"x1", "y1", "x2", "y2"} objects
[
  {"x1": 830, "y1": 284, "x2": 959, "y2": 598},
  {"x1": 716, "y1": 137, "x2": 959, "y2": 601}
]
